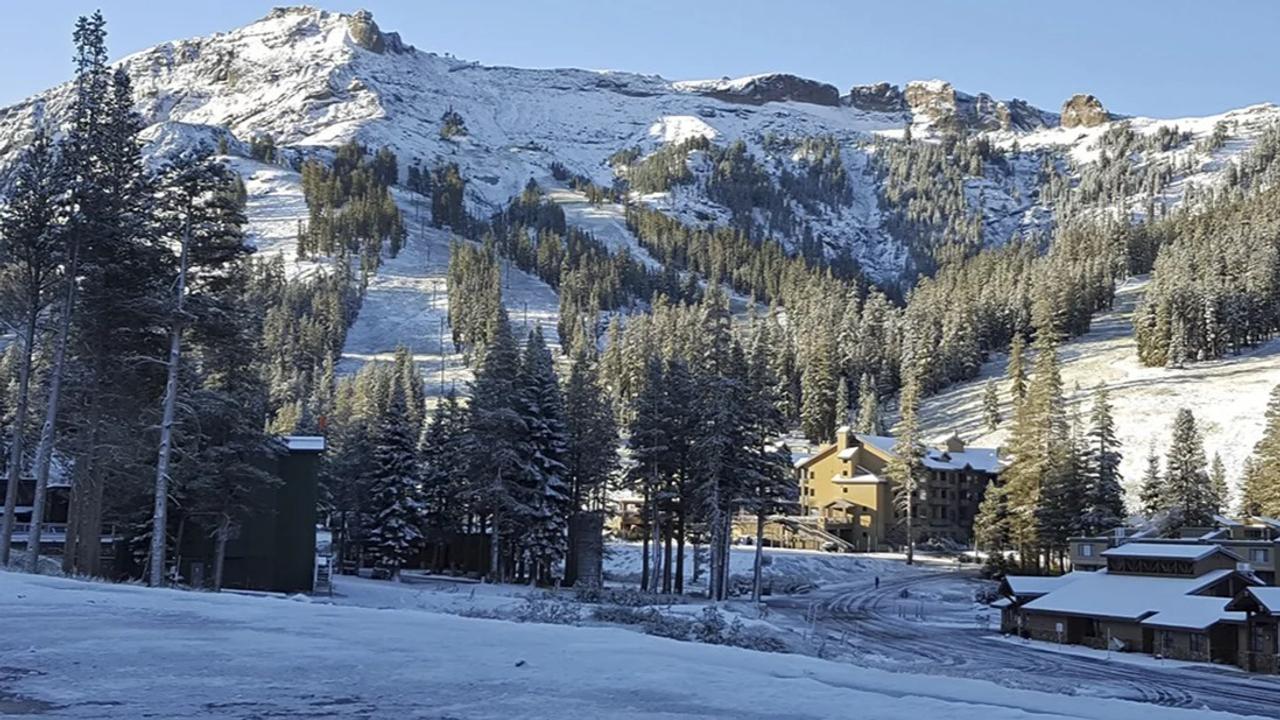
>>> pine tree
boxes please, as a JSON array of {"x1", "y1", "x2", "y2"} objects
[
  {"x1": 418, "y1": 391, "x2": 469, "y2": 572},
  {"x1": 800, "y1": 333, "x2": 837, "y2": 443},
  {"x1": 627, "y1": 357, "x2": 674, "y2": 592},
  {"x1": 853, "y1": 372, "x2": 881, "y2": 435},
  {"x1": 835, "y1": 374, "x2": 850, "y2": 427},
  {"x1": 1164, "y1": 408, "x2": 1214, "y2": 527},
  {"x1": 982, "y1": 379, "x2": 1001, "y2": 432},
  {"x1": 974, "y1": 481, "x2": 1010, "y2": 557},
  {"x1": 516, "y1": 326, "x2": 571, "y2": 583},
  {"x1": 562, "y1": 348, "x2": 618, "y2": 586},
  {"x1": 1246, "y1": 384, "x2": 1280, "y2": 516},
  {"x1": 889, "y1": 355, "x2": 924, "y2": 565},
  {"x1": 1240, "y1": 456, "x2": 1265, "y2": 517},
  {"x1": 1139, "y1": 442, "x2": 1165, "y2": 517},
  {"x1": 363, "y1": 388, "x2": 424, "y2": 574},
  {"x1": 466, "y1": 305, "x2": 531, "y2": 582},
  {"x1": 1209, "y1": 453, "x2": 1228, "y2": 521},
  {"x1": 0, "y1": 127, "x2": 64, "y2": 564},
  {"x1": 1006, "y1": 333, "x2": 1027, "y2": 405},
  {"x1": 1080, "y1": 385, "x2": 1125, "y2": 534}
]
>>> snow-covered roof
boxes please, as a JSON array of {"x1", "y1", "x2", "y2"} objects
[
  {"x1": 1242, "y1": 587, "x2": 1280, "y2": 613},
  {"x1": 853, "y1": 433, "x2": 1004, "y2": 473},
  {"x1": 1022, "y1": 568, "x2": 1238, "y2": 621},
  {"x1": 1101, "y1": 543, "x2": 1235, "y2": 562},
  {"x1": 1141, "y1": 595, "x2": 1246, "y2": 630},
  {"x1": 282, "y1": 435, "x2": 326, "y2": 453},
  {"x1": 837, "y1": 448, "x2": 856, "y2": 461},
  {"x1": 1003, "y1": 574, "x2": 1086, "y2": 598},
  {"x1": 832, "y1": 473, "x2": 886, "y2": 485},
  {"x1": 791, "y1": 453, "x2": 813, "y2": 469},
  {"x1": 1213, "y1": 515, "x2": 1243, "y2": 528},
  {"x1": 990, "y1": 597, "x2": 1013, "y2": 609}
]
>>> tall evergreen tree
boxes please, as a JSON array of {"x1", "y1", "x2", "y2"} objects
[
  {"x1": 0, "y1": 127, "x2": 64, "y2": 563},
  {"x1": 982, "y1": 379, "x2": 1001, "y2": 432},
  {"x1": 562, "y1": 348, "x2": 618, "y2": 586},
  {"x1": 1080, "y1": 385, "x2": 1125, "y2": 534},
  {"x1": 1163, "y1": 408, "x2": 1215, "y2": 527},
  {"x1": 516, "y1": 326, "x2": 571, "y2": 583},
  {"x1": 1139, "y1": 442, "x2": 1165, "y2": 518},
  {"x1": 466, "y1": 305, "x2": 531, "y2": 582},
  {"x1": 418, "y1": 390, "x2": 469, "y2": 572},
  {"x1": 363, "y1": 388, "x2": 424, "y2": 574},
  {"x1": 854, "y1": 372, "x2": 882, "y2": 435},
  {"x1": 1006, "y1": 333, "x2": 1027, "y2": 406},
  {"x1": 1245, "y1": 384, "x2": 1280, "y2": 517}
]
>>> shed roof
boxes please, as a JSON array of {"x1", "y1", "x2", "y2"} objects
[{"x1": 1141, "y1": 595, "x2": 1246, "y2": 630}]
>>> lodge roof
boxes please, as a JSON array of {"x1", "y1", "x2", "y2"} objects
[
  {"x1": 1021, "y1": 568, "x2": 1255, "y2": 626},
  {"x1": 855, "y1": 434, "x2": 1004, "y2": 474},
  {"x1": 1101, "y1": 543, "x2": 1241, "y2": 562}
]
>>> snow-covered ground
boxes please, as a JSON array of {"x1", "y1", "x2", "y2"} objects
[
  {"x1": 545, "y1": 188, "x2": 662, "y2": 269},
  {"x1": 917, "y1": 277, "x2": 1280, "y2": 499},
  {"x1": 1, "y1": 569, "x2": 1257, "y2": 719}
]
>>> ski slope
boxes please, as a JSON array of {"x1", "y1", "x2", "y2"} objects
[
  {"x1": 0, "y1": 570, "x2": 1249, "y2": 720},
  {"x1": 916, "y1": 278, "x2": 1280, "y2": 503}
]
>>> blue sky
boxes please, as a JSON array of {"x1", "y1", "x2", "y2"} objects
[{"x1": 3, "y1": 1, "x2": 1276, "y2": 117}]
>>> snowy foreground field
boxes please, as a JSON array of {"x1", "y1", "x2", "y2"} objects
[{"x1": 0, "y1": 570, "x2": 1255, "y2": 720}]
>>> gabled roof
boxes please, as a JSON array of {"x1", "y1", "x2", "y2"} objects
[
  {"x1": 1021, "y1": 568, "x2": 1244, "y2": 621},
  {"x1": 1002, "y1": 573, "x2": 1087, "y2": 599},
  {"x1": 1101, "y1": 543, "x2": 1240, "y2": 562},
  {"x1": 1141, "y1": 595, "x2": 1246, "y2": 630},
  {"x1": 1227, "y1": 587, "x2": 1280, "y2": 614}
]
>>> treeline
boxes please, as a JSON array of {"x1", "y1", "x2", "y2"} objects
[
  {"x1": 1135, "y1": 184, "x2": 1280, "y2": 366},
  {"x1": 319, "y1": 312, "x2": 619, "y2": 586},
  {"x1": 0, "y1": 13, "x2": 299, "y2": 587},
  {"x1": 598, "y1": 288, "x2": 794, "y2": 599},
  {"x1": 296, "y1": 141, "x2": 405, "y2": 268}
]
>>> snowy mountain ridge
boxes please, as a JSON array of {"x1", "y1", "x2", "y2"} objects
[{"x1": 1, "y1": 6, "x2": 1277, "y2": 281}]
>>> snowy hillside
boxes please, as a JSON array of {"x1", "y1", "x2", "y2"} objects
[
  {"x1": 1, "y1": 6, "x2": 1277, "y2": 281},
  {"x1": 915, "y1": 278, "x2": 1280, "y2": 502}
]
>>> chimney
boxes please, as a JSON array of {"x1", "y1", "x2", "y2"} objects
[
  {"x1": 836, "y1": 425, "x2": 852, "y2": 452},
  {"x1": 945, "y1": 430, "x2": 965, "y2": 453}
]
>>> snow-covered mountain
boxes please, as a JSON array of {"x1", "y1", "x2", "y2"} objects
[{"x1": 1, "y1": 6, "x2": 1277, "y2": 282}]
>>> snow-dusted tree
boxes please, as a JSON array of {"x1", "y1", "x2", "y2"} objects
[
  {"x1": 363, "y1": 388, "x2": 425, "y2": 575},
  {"x1": 1163, "y1": 408, "x2": 1215, "y2": 527},
  {"x1": 974, "y1": 481, "x2": 1010, "y2": 557},
  {"x1": 854, "y1": 372, "x2": 882, "y2": 435},
  {"x1": 800, "y1": 333, "x2": 837, "y2": 443},
  {"x1": 982, "y1": 379, "x2": 1001, "y2": 431},
  {"x1": 418, "y1": 390, "x2": 469, "y2": 572},
  {"x1": 889, "y1": 353, "x2": 924, "y2": 565},
  {"x1": 466, "y1": 305, "x2": 531, "y2": 582},
  {"x1": 562, "y1": 347, "x2": 617, "y2": 586},
  {"x1": 1244, "y1": 384, "x2": 1280, "y2": 516},
  {"x1": 0, "y1": 127, "x2": 64, "y2": 564},
  {"x1": 516, "y1": 326, "x2": 571, "y2": 584},
  {"x1": 835, "y1": 374, "x2": 850, "y2": 427},
  {"x1": 1080, "y1": 385, "x2": 1125, "y2": 534},
  {"x1": 1209, "y1": 453, "x2": 1228, "y2": 520},
  {"x1": 1138, "y1": 442, "x2": 1165, "y2": 518},
  {"x1": 627, "y1": 357, "x2": 674, "y2": 592},
  {"x1": 1006, "y1": 333, "x2": 1027, "y2": 406}
]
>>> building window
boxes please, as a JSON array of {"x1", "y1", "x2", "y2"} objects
[
  {"x1": 1249, "y1": 548, "x2": 1269, "y2": 564},
  {"x1": 1160, "y1": 631, "x2": 1175, "y2": 656},
  {"x1": 1190, "y1": 633, "x2": 1205, "y2": 655},
  {"x1": 1080, "y1": 544, "x2": 1094, "y2": 558}
]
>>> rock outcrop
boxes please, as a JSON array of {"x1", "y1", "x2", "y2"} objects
[
  {"x1": 848, "y1": 82, "x2": 907, "y2": 113},
  {"x1": 346, "y1": 9, "x2": 409, "y2": 54},
  {"x1": 1060, "y1": 94, "x2": 1109, "y2": 128},
  {"x1": 679, "y1": 73, "x2": 841, "y2": 107},
  {"x1": 903, "y1": 80, "x2": 1053, "y2": 133}
]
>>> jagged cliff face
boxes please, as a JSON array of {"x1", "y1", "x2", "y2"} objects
[
  {"x1": 0, "y1": 6, "x2": 1276, "y2": 280},
  {"x1": 1060, "y1": 93, "x2": 1111, "y2": 128}
]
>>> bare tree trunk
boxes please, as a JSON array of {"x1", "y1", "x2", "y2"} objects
[
  {"x1": 25, "y1": 240, "x2": 79, "y2": 574},
  {"x1": 752, "y1": 510, "x2": 766, "y2": 604},
  {"x1": 640, "y1": 492, "x2": 650, "y2": 591},
  {"x1": 649, "y1": 493, "x2": 663, "y2": 593},
  {"x1": 214, "y1": 513, "x2": 229, "y2": 591},
  {"x1": 149, "y1": 221, "x2": 190, "y2": 587},
  {"x1": 488, "y1": 508, "x2": 501, "y2": 583},
  {"x1": 662, "y1": 516, "x2": 673, "y2": 594},
  {"x1": 0, "y1": 310, "x2": 38, "y2": 565},
  {"x1": 674, "y1": 508, "x2": 686, "y2": 595}
]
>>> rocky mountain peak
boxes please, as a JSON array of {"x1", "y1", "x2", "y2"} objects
[
  {"x1": 902, "y1": 80, "x2": 1053, "y2": 133},
  {"x1": 675, "y1": 73, "x2": 840, "y2": 107},
  {"x1": 1060, "y1": 93, "x2": 1109, "y2": 128},
  {"x1": 847, "y1": 82, "x2": 907, "y2": 113},
  {"x1": 345, "y1": 9, "x2": 410, "y2": 55}
]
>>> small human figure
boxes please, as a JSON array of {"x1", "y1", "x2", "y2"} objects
[{"x1": 874, "y1": 576, "x2": 880, "y2": 590}]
